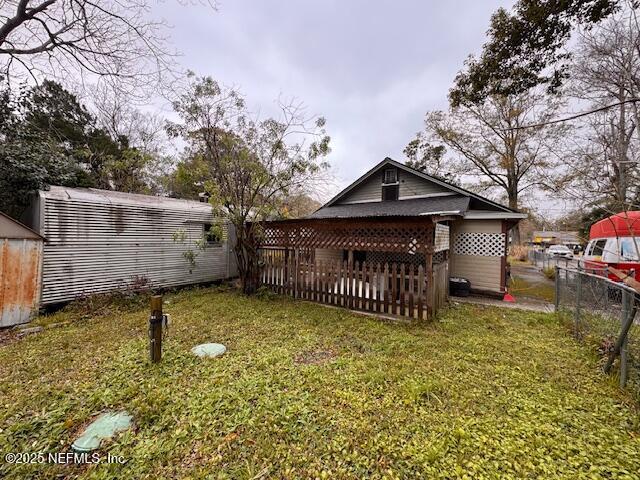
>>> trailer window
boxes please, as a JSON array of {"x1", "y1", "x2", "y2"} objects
[
  {"x1": 620, "y1": 237, "x2": 640, "y2": 261},
  {"x1": 591, "y1": 239, "x2": 607, "y2": 257},
  {"x1": 602, "y1": 238, "x2": 620, "y2": 262},
  {"x1": 585, "y1": 240, "x2": 593, "y2": 256},
  {"x1": 203, "y1": 223, "x2": 221, "y2": 246}
]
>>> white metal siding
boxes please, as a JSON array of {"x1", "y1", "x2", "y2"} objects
[
  {"x1": 40, "y1": 196, "x2": 234, "y2": 304},
  {"x1": 449, "y1": 220, "x2": 504, "y2": 293}
]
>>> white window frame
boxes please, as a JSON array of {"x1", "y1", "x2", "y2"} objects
[
  {"x1": 203, "y1": 223, "x2": 222, "y2": 247},
  {"x1": 383, "y1": 168, "x2": 398, "y2": 185},
  {"x1": 619, "y1": 237, "x2": 640, "y2": 261}
]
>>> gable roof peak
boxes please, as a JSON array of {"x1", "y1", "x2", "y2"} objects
[{"x1": 322, "y1": 156, "x2": 519, "y2": 214}]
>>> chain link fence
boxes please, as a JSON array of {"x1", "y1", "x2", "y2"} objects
[
  {"x1": 528, "y1": 248, "x2": 573, "y2": 270},
  {"x1": 556, "y1": 266, "x2": 639, "y2": 398}
]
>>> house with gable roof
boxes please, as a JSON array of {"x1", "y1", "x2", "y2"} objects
[{"x1": 256, "y1": 158, "x2": 527, "y2": 318}]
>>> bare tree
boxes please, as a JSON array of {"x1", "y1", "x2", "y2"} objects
[
  {"x1": 89, "y1": 83, "x2": 174, "y2": 193},
  {"x1": 0, "y1": 0, "x2": 214, "y2": 95},
  {"x1": 560, "y1": 2, "x2": 640, "y2": 211},
  {"x1": 168, "y1": 75, "x2": 331, "y2": 294},
  {"x1": 91, "y1": 83, "x2": 165, "y2": 152},
  {"x1": 414, "y1": 92, "x2": 567, "y2": 244}
]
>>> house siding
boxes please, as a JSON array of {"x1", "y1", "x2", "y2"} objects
[
  {"x1": 300, "y1": 159, "x2": 522, "y2": 299},
  {"x1": 337, "y1": 175, "x2": 382, "y2": 204},
  {"x1": 449, "y1": 219, "x2": 504, "y2": 294},
  {"x1": 337, "y1": 168, "x2": 454, "y2": 205},
  {"x1": 399, "y1": 173, "x2": 450, "y2": 198}
]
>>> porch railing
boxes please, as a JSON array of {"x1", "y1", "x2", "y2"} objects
[{"x1": 260, "y1": 257, "x2": 448, "y2": 320}]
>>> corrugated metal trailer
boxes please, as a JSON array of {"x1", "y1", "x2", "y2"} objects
[
  {"x1": 24, "y1": 186, "x2": 237, "y2": 305},
  {"x1": 0, "y1": 212, "x2": 44, "y2": 326}
]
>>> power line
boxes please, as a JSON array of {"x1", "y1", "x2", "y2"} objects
[{"x1": 507, "y1": 98, "x2": 640, "y2": 130}]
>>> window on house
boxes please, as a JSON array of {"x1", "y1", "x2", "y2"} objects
[
  {"x1": 383, "y1": 168, "x2": 398, "y2": 184},
  {"x1": 382, "y1": 184, "x2": 399, "y2": 201},
  {"x1": 203, "y1": 223, "x2": 222, "y2": 246}
]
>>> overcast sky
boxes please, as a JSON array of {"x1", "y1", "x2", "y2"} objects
[{"x1": 156, "y1": 0, "x2": 515, "y2": 200}]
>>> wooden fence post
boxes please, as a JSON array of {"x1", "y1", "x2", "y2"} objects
[
  {"x1": 284, "y1": 248, "x2": 290, "y2": 295},
  {"x1": 149, "y1": 295, "x2": 163, "y2": 363},
  {"x1": 574, "y1": 269, "x2": 582, "y2": 339},
  {"x1": 400, "y1": 263, "x2": 406, "y2": 317},
  {"x1": 554, "y1": 265, "x2": 560, "y2": 312},
  {"x1": 408, "y1": 264, "x2": 415, "y2": 317},
  {"x1": 359, "y1": 261, "x2": 366, "y2": 310},
  {"x1": 368, "y1": 263, "x2": 376, "y2": 312},
  {"x1": 417, "y1": 265, "x2": 424, "y2": 320},
  {"x1": 329, "y1": 261, "x2": 335, "y2": 305},
  {"x1": 383, "y1": 263, "x2": 389, "y2": 314},
  {"x1": 320, "y1": 260, "x2": 326, "y2": 303},
  {"x1": 294, "y1": 249, "x2": 299, "y2": 298},
  {"x1": 425, "y1": 249, "x2": 434, "y2": 319},
  {"x1": 376, "y1": 263, "x2": 382, "y2": 312}
]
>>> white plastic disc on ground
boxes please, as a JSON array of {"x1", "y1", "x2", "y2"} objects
[
  {"x1": 192, "y1": 343, "x2": 226, "y2": 358},
  {"x1": 71, "y1": 411, "x2": 133, "y2": 452}
]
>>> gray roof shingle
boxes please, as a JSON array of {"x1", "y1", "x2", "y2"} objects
[{"x1": 307, "y1": 196, "x2": 470, "y2": 220}]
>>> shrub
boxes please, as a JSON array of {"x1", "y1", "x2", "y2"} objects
[
  {"x1": 255, "y1": 285, "x2": 278, "y2": 300},
  {"x1": 509, "y1": 244, "x2": 530, "y2": 262},
  {"x1": 543, "y1": 266, "x2": 556, "y2": 280},
  {"x1": 63, "y1": 276, "x2": 152, "y2": 319}
]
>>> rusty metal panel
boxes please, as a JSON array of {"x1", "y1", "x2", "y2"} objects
[
  {"x1": 37, "y1": 187, "x2": 236, "y2": 305},
  {"x1": 0, "y1": 238, "x2": 43, "y2": 327}
]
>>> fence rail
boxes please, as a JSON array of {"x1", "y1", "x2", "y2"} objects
[
  {"x1": 556, "y1": 266, "x2": 640, "y2": 397},
  {"x1": 260, "y1": 256, "x2": 448, "y2": 320}
]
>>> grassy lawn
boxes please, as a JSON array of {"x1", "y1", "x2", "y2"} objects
[
  {"x1": 1, "y1": 287, "x2": 640, "y2": 479},
  {"x1": 509, "y1": 275, "x2": 556, "y2": 303}
]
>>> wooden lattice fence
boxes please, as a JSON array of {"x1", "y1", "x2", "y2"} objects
[
  {"x1": 432, "y1": 262, "x2": 449, "y2": 314},
  {"x1": 254, "y1": 217, "x2": 453, "y2": 320},
  {"x1": 256, "y1": 219, "x2": 435, "y2": 254},
  {"x1": 260, "y1": 257, "x2": 448, "y2": 320}
]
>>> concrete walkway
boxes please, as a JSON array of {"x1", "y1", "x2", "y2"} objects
[
  {"x1": 452, "y1": 295, "x2": 555, "y2": 313},
  {"x1": 512, "y1": 263, "x2": 554, "y2": 286},
  {"x1": 305, "y1": 294, "x2": 555, "y2": 319}
]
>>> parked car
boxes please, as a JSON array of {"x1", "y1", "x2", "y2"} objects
[{"x1": 548, "y1": 245, "x2": 574, "y2": 259}]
